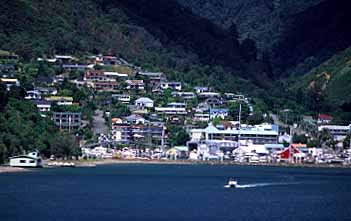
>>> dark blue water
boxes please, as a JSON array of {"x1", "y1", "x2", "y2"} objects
[{"x1": 1, "y1": 164, "x2": 351, "y2": 221}]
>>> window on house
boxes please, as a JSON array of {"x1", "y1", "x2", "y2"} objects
[
  {"x1": 20, "y1": 160, "x2": 26, "y2": 163},
  {"x1": 29, "y1": 160, "x2": 35, "y2": 163}
]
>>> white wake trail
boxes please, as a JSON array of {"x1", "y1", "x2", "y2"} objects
[{"x1": 224, "y1": 182, "x2": 300, "y2": 189}]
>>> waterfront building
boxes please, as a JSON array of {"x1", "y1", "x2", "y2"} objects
[
  {"x1": 111, "y1": 121, "x2": 165, "y2": 145},
  {"x1": 9, "y1": 152, "x2": 42, "y2": 167},
  {"x1": 188, "y1": 123, "x2": 279, "y2": 153}
]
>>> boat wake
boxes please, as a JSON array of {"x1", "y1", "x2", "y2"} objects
[{"x1": 224, "y1": 182, "x2": 300, "y2": 189}]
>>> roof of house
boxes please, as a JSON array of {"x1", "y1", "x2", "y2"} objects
[
  {"x1": 135, "y1": 97, "x2": 153, "y2": 103},
  {"x1": 32, "y1": 100, "x2": 51, "y2": 105},
  {"x1": 318, "y1": 114, "x2": 333, "y2": 121}
]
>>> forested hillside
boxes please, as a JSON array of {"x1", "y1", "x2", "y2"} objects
[
  {"x1": 0, "y1": 0, "x2": 272, "y2": 93},
  {"x1": 177, "y1": 0, "x2": 351, "y2": 77},
  {"x1": 288, "y1": 48, "x2": 351, "y2": 123}
]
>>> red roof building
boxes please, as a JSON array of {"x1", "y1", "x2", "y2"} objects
[
  {"x1": 318, "y1": 114, "x2": 333, "y2": 125},
  {"x1": 278, "y1": 146, "x2": 299, "y2": 159}
]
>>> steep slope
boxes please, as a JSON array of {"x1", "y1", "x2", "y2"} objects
[
  {"x1": 0, "y1": 0, "x2": 272, "y2": 89},
  {"x1": 289, "y1": 47, "x2": 351, "y2": 122},
  {"x1": 177, "y1": 0, "x2": 351, "y2": 77},
  {"x1": 302, "y1": 47, "x2": 351, "y2": 107}
]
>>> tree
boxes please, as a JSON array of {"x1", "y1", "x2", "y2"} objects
[
  {"x1": 247, "y1": 112, "x2": 264, "y2": 125},
  {"x1": 228, "y1": 23, "x2": 239, "y2": 40},
  {"x1": 240, "y1": 38, "x2": 257, "y2": 62},
  {"x1": 228, "y1": 102, "x2": 249, "y2": 122},
  {"x1": 110, "y1": 101, "x2": 131, "y2": 118},
  {"x1": 51, "y1": 133, "x2": 79, "y2": 159},
  {"x1": 292, "y1": 133, "x2": 308, "y2": 144},
  {"x1": 168, "y1": 125, "x2": 190, "y2": 146},
  {"x1": 343, "y1": 134, "x2": 350, "y2": 149},
  {"x1": 0, "y1": 144, "x2": 7, "y2": 164}
]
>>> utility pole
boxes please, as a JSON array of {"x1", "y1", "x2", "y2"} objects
[{"x1": 238, "y1": 102, "x2": 242, "y2": 148}]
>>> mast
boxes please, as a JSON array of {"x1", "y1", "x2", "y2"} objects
[{"x1": 238, "y1": 102, "x2": 241, "y2": 148}]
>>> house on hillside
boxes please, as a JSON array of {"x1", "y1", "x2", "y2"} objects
[
  {"x1": 210, "y1": 108, "x2": 229, "y2": 119},
  {"x1": 112, "y1": 94, "x2": 131, "y2": 104},
  {"x1": 32, "y1": 100, "x2": 52, "y2": 113},
  {"x1": 0, "y1": 78, "x2": 20, "y2": 90},
  {"x1": 194, "y1": 86, "x2": 209, "y2": 94},
  {"x1": 25, "y1": 90, "x2": 41, "y2": 100},
  {"x1": 318, "y1": 114, "x2": 333, "y2": 125},
  {"x1": 34, "y1": 87, "x2": 58, "y2": 95},
  {"x1": 171, "y1": 91, "x2": 196, "y2": 100},
  {"x1": 160, "y1": 82, "x2": 182, "y2": 91},
  {"x1": 138, "y1": 72, "x2": 166, "y2": 86},
  {"x1": 125, "y1": 80, "x2": 145, "y2": 90},
  {"x1": 53, "y1": 112, "x2": 81, "y2": 131},
  {"x1": 135, "y1": 97, "x2": 154, "y2": 109},
  {"x1": 46, "y1": 96, "x2": 73, "y2": 106}
]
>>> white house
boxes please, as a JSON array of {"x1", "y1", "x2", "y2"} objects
[
  {"x1": 1, "y1": 78, "x2": 20, "y2": 91},
  {"x1": 25, "y1": 90, "x2": 41, "y2": 100},
  {"x1": 112, "y1": 94, "x2": 131, "y2": 103},
  {"x1": 210, "y1": 108, "x2": 229, "y2": 119},
  {"x1": 9, "y1": 152, "x2": 43, "y2": 167},
  {"x1": 33, "y1": 100, "x2": 51, "y2": 112},
  {"x1": 318, "y1": 124, "x2": 351, "y2": 141},
  {"x1": 135, "y1": 97, "x2": 154, "y2": 109},
  {"x1": 160, "y1": 82, "x2": 182, "y2": 91}
]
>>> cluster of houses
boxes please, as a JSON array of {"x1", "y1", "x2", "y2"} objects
[{"x1": 2, "y1": 51, "x2": 351, "y2": 166}]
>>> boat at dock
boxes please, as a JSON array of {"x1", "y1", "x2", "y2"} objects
[{"x1": 47, "y1": 161, "x2": 75, "y2": 167}]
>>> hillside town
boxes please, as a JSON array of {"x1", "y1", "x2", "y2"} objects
[{"x1": 1, "y1": 51, "x2": 351, "y2": 167}]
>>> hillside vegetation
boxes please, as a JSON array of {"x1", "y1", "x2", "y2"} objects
[
  {"x1": 0, "y1": 0, "x2": 272, "y2": 93},
  {"x1": 289, "y1": 47, "x2": 351, "y2": 123}
]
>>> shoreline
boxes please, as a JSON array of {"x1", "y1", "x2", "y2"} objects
[
  {"x1": 73, "y1": 159, "x2": 351, "y2": 169},
  {"x1": 2, "y1": 160, "x2": 351, "y2": 173},
  {"x1": 0, "y1": 166, "x2": 31, "y2": 174}
]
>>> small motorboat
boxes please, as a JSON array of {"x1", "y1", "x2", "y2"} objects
[{"x1": 228, "y1": 178, "x2": 238, "y2": 188}]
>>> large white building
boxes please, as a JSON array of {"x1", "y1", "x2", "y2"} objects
[
  {"x1": 318, "y1": 124, "x2": 351, "y2": 140},
  {"x1": 187, "y1": 123, "x2": 279, "y2": 160}
]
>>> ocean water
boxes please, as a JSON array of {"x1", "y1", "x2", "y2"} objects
[{"x1": 1, "y1": 164, "x2": 351, "y2": 221}]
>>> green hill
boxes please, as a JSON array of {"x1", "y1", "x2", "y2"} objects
[{"x1": 290, "y1": 47, "x2": 351, "y2": 123}]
